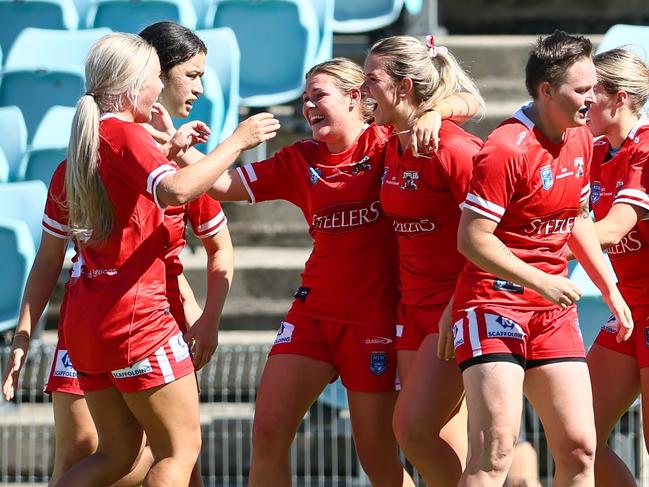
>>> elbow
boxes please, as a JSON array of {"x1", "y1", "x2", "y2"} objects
[
  {"x1": 457, "y1": 231, "x2": 473, "y2": 259},
  {"x1": 157, "y1": 188, "x2": 194, "y2": 207}
]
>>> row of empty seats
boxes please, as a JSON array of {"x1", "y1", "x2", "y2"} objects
[{"x1": 0, "y1": 0, "x2": 422, "y2": 59}]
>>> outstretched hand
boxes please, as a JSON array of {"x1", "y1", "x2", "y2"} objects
[{"x1": 231, "y1": 112, "x2": 281, "y2": 151}]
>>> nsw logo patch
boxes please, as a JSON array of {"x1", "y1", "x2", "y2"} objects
[
  {"x1": 540, "y1": 165, "x2": 554, "y2": 190},
  {"x1": 369, "y1": 351, "x2": 387, "y2": 376}
]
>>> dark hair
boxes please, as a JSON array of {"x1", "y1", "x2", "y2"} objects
[
  {"x1": 139, "y1": 21, "x2": 207, "y2": 74},
  {"x1": 525, "y1": 30, "x2": 592, "y2": 99}
]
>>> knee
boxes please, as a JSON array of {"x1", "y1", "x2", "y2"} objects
[
  {"x1": 56, "y1": 434, "x2": 97, "y2": 471},
  {"x1": 392, "y1": 408, "x2": 425, "y2": 454},
  {"x1": 251, "y1": 415, "x2": 290, "y2": 457},
  {"x1": 555, "y1": 439, "x2": 595, "y2": 473},
  {"x1": 478, "y1": 426, "x2": 518, "y2": 475}
]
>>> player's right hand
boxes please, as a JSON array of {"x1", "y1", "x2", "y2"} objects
[
  {"x1": 539, "y1": 274, "x2": 583, "y2": 309},
  {"x1": 168, "y1": 121, "x2": 211, "y2": 158},
  {"x1": 437, "y1": 305, "x2": 455, "y2": 361},
  {"x1": 232, "y1": 112, "x2": 280, "y2": 151},
  {"x1": 2, "y1": 347, "x2": 26, "y2": 401}
]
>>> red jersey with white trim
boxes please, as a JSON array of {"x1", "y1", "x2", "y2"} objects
[
  {"x1": 590, "y1": 118, "x2": 649, "y2": 304},
  {"x1": 236, "y1": 123, "x2": 399, "y2": 329},
  {"x1": 59, "y1": 116, "x2": 181, "y2": 373},
  {"x1": 380, "y1": 121, "x2": 483, "y2": 305},
  {"x1": 455, "y1": 107, "x2": 593, "y2": 311},
  {"x1": 164, "y1": 195, "x2": 227, "y2": 326}
]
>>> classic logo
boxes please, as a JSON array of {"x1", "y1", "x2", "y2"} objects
[
  {"x1": 574, "y1": 157, "x2": 585, "y2": 178},
  {"x1": 308, "y1": 166, "x2": 321, "y2": 185},
  {"x1": 493, "y1": 279, "x2": 524, "y2": 294},
  {"x1": 591, "y1": 181, "x2": 601, "y2": 204},
  {"x1": 400, "y1": 171, "x2": 419, "y2": 191},
  {"x1": 540, "y1": 165, "x2": 553, "y2": 190},
  {"x1": 369, "y1": 351, "x2": 387, "y2": 376},
  {"x1": 311, "y1": 200, "x2": 383, "y2": 233}
]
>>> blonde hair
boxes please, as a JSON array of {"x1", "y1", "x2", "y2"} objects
[
  {"x1": 66, "y1": 33, "x2": 158, "y2": 244},
  {"x1": 305, "y1": 57, "x2": 374, "y2": 122},
  {"x1": 369, "y1": 35, "x2": 484, "y2": 119},
  {"x1": 594, "y1": 48, "x2": 649, "y2": 115}
]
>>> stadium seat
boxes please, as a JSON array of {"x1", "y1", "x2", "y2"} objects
[
  {"x1": 0, "y1": 66, "x2": 84, "y2": 142},
  {"x1": 0, "y1": 149, "x2": 9, "y2": 183},
  {"x1": 5, "y1": 27, "x2": 111, "y2": 70},
  {"x1": 0, "y1": 106, "x2": 28, "y2": 181},
  {"x1": 569, "y1": 257, "x2": 615, "y2": 350},
  {"x1": 173, "y1": 67, "x2": 224, "y2": 152},
  {"x1": 88, "y1": 0, "x2": 197, "y2": 32},
  {"x1": 207, "y1": 0, "x2": 319, "y2": 107},
  {"x1": 331, "y1": 0, "x2": 403, "y2": 33},
  {"x1": 403, "y1": 0, "x2": 422, "y2": 15},
  {"x1": 0, "y1": 0, "x2": 79, "y2": 57},
  {"x1": 0, "y1": 180, "x2": 49, "y2": 249},
  {"x1": 30, "y1": 105, "x2": 75, "y2": 150},
  {"x1": 311, "y1": 0, "x2": 333, "y2": 64},
  {"x1": 21, "y1": 148, "x2": 67, "y2": 187},
  {"x1": 596, "y1": 24, "x2": 649, "y2": 59},
  {"x1": 196, "y1": 27, "x2": 240, "y2": 141},
  {"x1": 0, "y1": 217, "x2": 35, "y2": 332}
]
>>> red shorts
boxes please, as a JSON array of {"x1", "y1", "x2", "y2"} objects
[
  {"x1": 453, "y1": 305, "x2": 585, "y2": 370},
  {"x1": 269, "y1": 311, "x2": 397, "y2": 392},
  {"x1": 44, "y1": 337, "x2": 83, "y2": 396},
  {"x1": 594, "y1": 304, "x2": 649, "y2": 368},
  {"x1": 395, "y1": 302, "x2": 446, "y2": 351},
  {"x1": 76, "y1": 333, "x2": 195, "y2": 393}
]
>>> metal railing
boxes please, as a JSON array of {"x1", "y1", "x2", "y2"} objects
[{"x1": 0, "y1": 341, "x2": 646, "y2": 486}]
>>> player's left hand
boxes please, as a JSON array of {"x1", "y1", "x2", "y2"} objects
[
  {"x1": 184, "y1": 314, "x2": 220, "y2": 370},
  {"x1": 603, "y1": 289, "x2": 634, "y2": 343},
  {"x1": 142, "y1": 103, "x2": 175, "y2": 144},
  {"x1": 411, "y1": 109, "x2": 442, "y2": 154},
  {"x1": 437, "y1": 304, "x2": 455, "y2": 361}
]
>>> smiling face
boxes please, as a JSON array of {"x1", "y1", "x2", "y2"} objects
[
  {"x1": 132, "y1": 55, "x2": 164, "y2": 123},
  {"x1": 585, "y1": 83, "x2": 618, "y2": 137},
  {"x1": 302, "y1": 73, "x2": 362, "y2": 148},
  {"x1": 361, "y1": 54, "x2": 401, "y2": 127},
  {"x1": 545, "y1": 57, "x2": 597, "y2": 130},
  {"x1": 159, "y1": 51, "x2": 206, "y2": 118}
]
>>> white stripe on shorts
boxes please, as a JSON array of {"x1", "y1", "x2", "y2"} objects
[
  {"x1": 155, "y1": 346, "x2": 175, "y2": 384},
  {"x1": 467, "y1": 308, "x2": 482, "y2": 357}
]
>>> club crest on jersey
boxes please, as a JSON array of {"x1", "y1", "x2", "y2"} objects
[
  {"x1": 401, "y1": 171, "x2": 419, "y2": 190},
  {"x1": 540, "y1": 165, "x2": 553, "y2": 190},
  {"x1": 308, "y1": 166, "x2": 321, "y2": 184},
  {"x1": 573, "y1": 157, "x2": 584, "y2": 178},
  {"x1": 369, "y1": 351, "x2": 387, "y2": 376},
  {"x1": 351, "y1": 156, "x2": 372, "y2": 174},
  {"x1": 591, "y1": 181, "x2": 601, "y2": 204},
  {"x1": 381, "y1": 167, "x2": 389, "y2": 185}
]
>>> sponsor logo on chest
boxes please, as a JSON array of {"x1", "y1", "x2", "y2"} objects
[
  {"x1": 525, "y1": 216, "x2": 577, "y2": 236},
  {"x1": 608, "y1": 229, "x2": 644, "y2": 256},
  {"x1": 392, "y1": 219, "x2": 436, "y2": 234},
  {"x1": 311, "y1": 200, "x2": 383, "y2": 232}
]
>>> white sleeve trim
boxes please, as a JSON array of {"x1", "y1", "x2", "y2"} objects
[
  {"x1": 150, "y1": 168, "x2": 176, "y2": 209},
  {"x1": 42, "y1": 225, "x2": 67, "y2": 239},
  {"x1": 236, "y1": 166, "x2": 256, "y2": 204},
  {"x1": 615, "y1": 188, "x2": 649, "y2": 204},
  {"x1": 465, "y1": 193, "x2": 505, "y2": 217},
  {"x1": 42, "y1": 214, "x2": 69, "y2": 238},
  {"x1": 195, "y1": 211, "x2": 227, "y2": 238},
  {"x1": 461, "y1": 202, "x2": 502, "y2": 222},
  {"x1": 614, "y1": 198, "x2": 649, "y2": 212}
]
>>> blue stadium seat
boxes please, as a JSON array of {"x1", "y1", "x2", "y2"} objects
[
  {"x1": 0, "y1": 66, "x2": 84, "y2": 142},
  {"x1": 88, "y1": 0, "x2": 197, "y2": 31},
  {"x1": 173, "y1": 67, "x2": 224, "y2": 152},
  {"x1": 207, "y1": 0, "x2": 319, "y2": 107},
  {"x1": 192, "y1": 0, "x2": 210, "y2": 28},
  {"x1": 0, "y1": 149, "x2": 9, "y2": 183},
  {"x1": 596, "y1": 24, "x2": 649, "y2": 60},
  {"x1": 569, "y1": 257, "x2": 616, "y2": 350},
  {"x1": 5, "y1": 27, "x2": 111, "y2": 70},
  {"x1": 311, "y1": 0, "x2": 333, "y2": 64},
  {"x1": 196, "y1": 27, "x2": 240, "y2": 141},
  {"x1": 0, "y1": 0, "x2": 79, "y2": 57},
  {"x1": 0, "y1": 106, "x2": 28, "y2": 181},
  {"x1": 0, "y1": 217, "x2": 35, "y2": 332},
  {"x1": 20, "y1": 106, "x2": 72, "y2": 185},
  {"x1": 0, "y1": 180, "x2": 49, "y2": 249},
  {"x1": 331, "y1": 0, "x2": 403, "y2": 33},
  {"x1": 403, "y1": 0, "x2": 422, "y2": 15}
]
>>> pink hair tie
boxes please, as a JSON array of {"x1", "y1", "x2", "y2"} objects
[{"x1": 425, "y1": 34, "x2": 448, "y2": 58}]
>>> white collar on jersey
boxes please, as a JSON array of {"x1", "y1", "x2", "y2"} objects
[
  {"x1": 512, "y1": 101, "x2": 535, "y2": 130},
  {"x1": 99, "y1": 112, "x2": 128, "y2": 121},
  {"x1": 628, "y1": 115, "x2": 649, "y2": 140}
]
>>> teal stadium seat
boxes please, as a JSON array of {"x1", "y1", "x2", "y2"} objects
[
  {"x1": 403, "y1": 0, "x2": 422, "y2": 15},
  {"x1": 196, "y1": 27, "x2": 241, "y2": 141},
  {"x1": 0, "y1": 217, "x2": 35, "y2": 332},
  {"x1": 173, "y1": 67, "x2": 225, "y2": 152},
  {"x1": 5, "y1": 27, "x2": 112, "y2": 70},
  {"x1": 0, "y1": 149, "x2": 9, "y2": 183},
  {"x1": 207, "y1": 0, "x2": 319, "y2": 107},
  {"x1": 0, "y1": 106, "x2": 28, "y2": 181},
  {"x1": 20, "y1": 106, "x2": 74, "y2": 185},
  {"x1": 0, "y1": 180, "x2": 49, "y2": 250},
  {"x1": 88, "y1": 0, "x2": 197, "y2": 32},
  {"x1": 569, "y1": 257, "x2": 616, "y2": 350},
  {"x1": 311, "y1": 0, "x2": 333, "y2": 64},
  {"x1": 0, "y1": 0, "x2": 79, "y2": 58},
  {"x1": 331, "y1": 0, "x2": 403, "y2": 33}
]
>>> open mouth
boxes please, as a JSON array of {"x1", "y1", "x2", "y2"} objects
[
  {"x1": 365, "y1": 97, "x2": 378, "y2": 112},
  {"x1": 310, "y1": 114, "x2": 325, "y2": 126},
  {"x1": 578, "y1": 106, "x2": 589, "y2": 118}
]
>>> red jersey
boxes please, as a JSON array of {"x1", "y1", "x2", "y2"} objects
[
  {"x1": 56, "y1": 116, "x2": 181, "y2": 373},
  {"x1": 591, "y1": 118, "x2": 649, "y2": 305},
  {"x1": 380, "y1": 121, "x2": 482, "y2": 305},
  {"x1": 236, "y1": 123, "x2": 399, "y2": 329},
  {"x1": 455, "y1": 107, "x2": 593, "y2": 311},
  {"x1": 164, "y1": 196, "x2": 226, "y2": 328}
]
